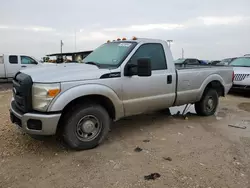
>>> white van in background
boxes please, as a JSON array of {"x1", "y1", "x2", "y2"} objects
[{"x1": 0, "y1": 54, "x2": 41, "y2": 80}]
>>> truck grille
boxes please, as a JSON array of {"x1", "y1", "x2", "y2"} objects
[
  {"x1": 12, "y1": 72, "x2": 33, "y2": 113},
  {"x1": 234, "y1": 74, "x2": 250, "y2": 81}
]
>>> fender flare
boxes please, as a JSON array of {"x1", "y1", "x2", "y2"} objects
[
  {"x1": 48, "y1": 84, "x2": 124, "y2": 120},
  {"x1": 197, "y1": 74, "x2": 225, "y2": 101}
]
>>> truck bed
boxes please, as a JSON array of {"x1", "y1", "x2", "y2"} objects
[
  {"x1": 174, "y1": 65, "x2": 233, "y2": 106},
  {"x1": 175, "y1": 64, "x2": 229, "y2": 70}
]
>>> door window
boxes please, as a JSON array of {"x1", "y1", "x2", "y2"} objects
[
  {"x1": 9, "y1": 55, "x2": 18, "y2": 64},
  {"x1": 21, "y1": 56, "x2": 37, "y2": 64},
  {"x1": 185, "y1": 59, "x2": 200, "y2": 65},
  {"x1": 128, "y1": 43, "x2": 167, "y2": 72},
  {"x1": 191, "y1": 59, "x2": 200, "y2": 64}
]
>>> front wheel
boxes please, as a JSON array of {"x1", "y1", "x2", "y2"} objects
[
  {"x1": 62, "y1": 104, "x2": 111, "y2": 150},
  {"x1": 195, "y1": 89, "x2": 219, "y2": 116}
]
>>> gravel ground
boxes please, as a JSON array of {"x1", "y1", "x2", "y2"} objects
[
  {"x1": 0, "y1": 88, "x2": 250, "y2": 188},
  {"x1": 0, "y1": 83, "x2": 12, "y2": 92}
]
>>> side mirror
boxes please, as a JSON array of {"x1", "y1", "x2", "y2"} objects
[
  {"x1": 137, "y1": 58, "x2": 152, "y2": 77},
  {"x1": 124, "y1": 58, "x2": 152, "y2": 77}
]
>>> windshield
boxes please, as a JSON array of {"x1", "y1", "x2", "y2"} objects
[
  {"x1": 83, "y1": 42, "x2": 137, "y2": 68},
  {"x1": 174, "y1": 59, "x2": 185, "y2": 64},
  {"x1": 230, "y1": 57, "x2": 250, "y2": 67}
]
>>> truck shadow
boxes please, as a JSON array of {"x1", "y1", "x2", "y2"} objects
[
  {"x1": 107, "y1": 108, "x2": 199, "y2": 141},
  {"x1": 0, "y1": 82, "x2": 12, "y2": 91},
  {"x1": 229, "y1": 90, "x2": 250, "y2": 98}
]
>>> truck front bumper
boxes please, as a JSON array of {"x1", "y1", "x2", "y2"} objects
[{"x1": 9, "y1": 101, "x2": 61, "y2": 135}]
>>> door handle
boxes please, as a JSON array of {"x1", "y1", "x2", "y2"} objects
[
  {"x1": 167, "y1": 75, "x2": 172, "y2": 84},
  {"x1": 21, "y1": 66, "x2": 27, "y2": 68}
]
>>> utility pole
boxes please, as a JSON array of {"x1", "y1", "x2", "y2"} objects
[
  {"x1": 74, "y1": 29, "x2": 77, "y2": 51},
  {"x1": 60, "y1": 40, "x2": 63, "y2": 54},
  {"x1": 167, "y1": 40, "x2": 173, "y2": 49},
  {"x1": 182, "y1": 48, "x2": 184, "y2": 58}
]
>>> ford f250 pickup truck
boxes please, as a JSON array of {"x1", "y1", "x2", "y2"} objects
[{"x1": 9, "y1": 37, "x2": 234, "y2": 150}]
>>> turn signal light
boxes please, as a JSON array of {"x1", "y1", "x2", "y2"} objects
[{"x1": 48, "y1": 89, "x2": 60, "y2": 97}]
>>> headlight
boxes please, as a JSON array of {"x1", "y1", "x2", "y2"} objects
[{"x1": 32, "y1": 83, "x2": 61, "y2": 111}]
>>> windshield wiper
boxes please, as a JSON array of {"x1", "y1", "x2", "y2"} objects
[{"x1": 84, "y1": 61, "x2": 100, "y2": 68}]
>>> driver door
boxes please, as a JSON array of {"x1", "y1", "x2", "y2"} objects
[{"x1": 121, "y1": 43, "x2": 176, "y2": 116}]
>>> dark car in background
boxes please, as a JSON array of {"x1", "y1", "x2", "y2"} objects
[
  {"x1": 174, "y1": 58, "x2": 205, "y2": 66},
  {"x1": 209, "y1": 60, "x2": 221, "y2": 65},
  {"x1": 216, "y1": 58, "x2": 236, "y2": 66}
]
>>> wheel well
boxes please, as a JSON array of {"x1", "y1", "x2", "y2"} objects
[
  {"x1": 204, "y1": 81, "x2": 225, "y2": 97},
  {"x1": 56, "y1": 95, "x2": 115, "y2": 135},
  {"x1": 62, "y1": 95, "x2": 115, "y2": 119}
]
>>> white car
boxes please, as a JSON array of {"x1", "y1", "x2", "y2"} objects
[
  {"x1": 0, "y1": 54, "x2": 42, "y2": 80},
  {"x1": 230, "y1": 56, "x2": 250, "y2": 91}
]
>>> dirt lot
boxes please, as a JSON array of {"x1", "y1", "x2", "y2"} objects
[{"x1": 0, "y1": 86, "x2": 250, "y2": 188}]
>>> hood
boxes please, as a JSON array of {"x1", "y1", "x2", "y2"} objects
[
  {"x1": 233, "y1": 66, "x2": 250, "y2": 74},
  {"x1": 20, "y1": 63, "x2": 111, "y2": 82}
]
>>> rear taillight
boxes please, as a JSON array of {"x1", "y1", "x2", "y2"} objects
[{"x1": 232, "y1": 71, "x2": 235, "y2": 82}]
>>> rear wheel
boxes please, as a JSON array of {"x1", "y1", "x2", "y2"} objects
[
  {"x1": 62, "y1": 103, "x2": 111, "y2": 150},
  {"x1": 195, "y1": 89, "x2": 219, "y2": 116}
]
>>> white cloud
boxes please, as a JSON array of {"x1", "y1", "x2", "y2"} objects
[
  {"x1": 0, "y1": 25, "x2": 55, "y2": 32},
  {"x1": 103, "y1": 23, "x2": 184, "y2": 32},
  {"x1": 0, "y1": 25, "x2": 9, "y2": 29},
  {"x1": 79, "y1": 31, "x2": 115, "y2": 41},
  {"x1": 198, "y1": 16, "x2": 249, "y2": 25},
  {"x1": 23, "y1": 26, "x2": 55, "y2": 32}
]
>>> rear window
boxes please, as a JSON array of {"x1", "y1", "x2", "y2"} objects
[
  {"x1": 0, "y1": 56, "x2": 3, "y2": 64},
  {"x1": 9, "y1": 55, "x2": 18, "y2": 64}
]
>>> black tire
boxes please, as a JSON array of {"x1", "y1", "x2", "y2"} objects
[
  {"x1": 62, "y1": 103, "x2": 111, "y2": 150},
  {"x1": 195, "y1": 89, "x2": 219, "y2": 116}
]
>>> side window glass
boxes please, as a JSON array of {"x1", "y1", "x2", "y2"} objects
[
  {"x1": 128, "y1": 43, "x2": 167, "y2": 72},
  {"x1": 185, "y1": 59, "x2": 190, "y2": 64},
  {"x1": 194, "y1": 59, "x2": 200, "y2": 64},
  {"x1": 9, "y1": 55, "x2": 18, "y2": 64},
  {"x1": 21, "y1": 56, "x2": 37, "y2": 64}
]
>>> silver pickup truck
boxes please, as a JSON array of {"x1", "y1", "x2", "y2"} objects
[{"x1": 9, "y1": 38, "x2": 234, "y2": 150}]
